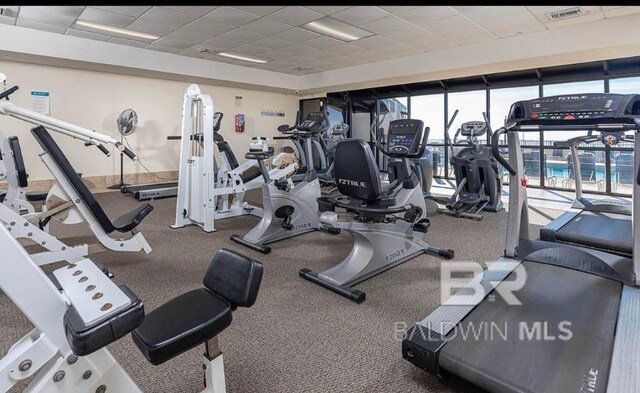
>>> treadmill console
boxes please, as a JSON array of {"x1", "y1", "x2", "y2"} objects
[
  {"x1": 460, "y1": 121, "x2": 487, "y2": 136},
  {"x1": 386, "y1": 119, "x2": 427, "y2": 159},
  {"x1": 212, "y1": 112, "x2": 223, "y2": 133},
  {"x1": 296, "y1": 111, "x2": 330, "y2": 134},
  {"x1": 508, "y1": 93, "x2": 640, "y2": 124}
]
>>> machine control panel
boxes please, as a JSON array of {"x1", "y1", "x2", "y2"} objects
[
  {"x1": 386, "y1": 119, "x2": 426, "y2": 159},
  {"x1": 461, "y1": 121, "x2": 487, "y2": 136},
  {"x1": 508, "y1": 93, "x2": 640, "y2": 125},
  {"x1": 296, "y1": 111, "x2": 330, "y2": 134}
]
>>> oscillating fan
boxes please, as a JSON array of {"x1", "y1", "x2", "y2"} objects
[{"x1": 108, "y1": 109, "x2": 138, "y2": 190}]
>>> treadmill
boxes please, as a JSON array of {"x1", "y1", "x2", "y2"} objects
[
  {"x1": 540, "y1": 131, "x2": 633, "y2": 256},
  {"x1": 402, "y1": 93, "x2": 640, "y2": 393},
  {"x1": 121, "y1": 112, "x2": 223, "y2": 200}
]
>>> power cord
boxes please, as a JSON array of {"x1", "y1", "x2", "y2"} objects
[{"x1": 122, "y1": 134, "x2": 175, "y2": 182}]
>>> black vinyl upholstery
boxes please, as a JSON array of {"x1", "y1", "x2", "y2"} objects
[
  {"x1": 203, "y1": 248, "x2": 264, "y2": 308},
  {"x1": 30, "y1": 126, "x2": 153, "y2": 234},
  {"x1": 334, "y1": 139, "x2": 382, "y2": 202},
  {"x1": 132, "y1": 249, "x2": 264, "y2": 365},
  {"x1": 131, "y1": 288, "x2": 232, "y2": 365},
  {"x1": 8, "y1": 136, "x2": 28, "y2": 188},
  {"x1": 25, "y1": 191, "x2": 48, "y2": 202}
]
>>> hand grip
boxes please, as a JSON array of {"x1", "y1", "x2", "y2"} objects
[
  {"x1": 0, "y1": 85, "x2": 18, "y2": 100},
  {"x1": 115, "y1": 142, "x2": 137, "y2": 161},
  {"x1": 96, "y1": 144, "x2": 110, "y2": 157},
  {"x1": 492, "y1": 128, "x2": 516, "y2": 176},
  {"x1": 166, "y1": 135, "x2": 182, "y2": 140}
]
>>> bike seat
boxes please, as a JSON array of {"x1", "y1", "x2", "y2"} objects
[{"x1": 245, "y1": 150, "x2": 274, "y2": 160}]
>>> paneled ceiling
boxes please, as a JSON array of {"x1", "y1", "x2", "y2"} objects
[{"x1": 1, "y1": 6, "x2": 639, "y2": 75}]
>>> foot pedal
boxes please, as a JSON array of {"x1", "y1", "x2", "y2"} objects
[
  {"x1": 275, "y1": 180, "x2": 289, "y2": 191},
  {"x1": 412, "y1": 218, "x2": 431, "y2": 233}
]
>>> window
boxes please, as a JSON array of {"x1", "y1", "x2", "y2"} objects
[
  {"x1": 490, "y1": 85, "x2": 540, "y2": 145},
  {"x1": 447, "y1": 90, "x2": 487, "y2": 144},
  {"x1": 609, "y1": 76, "x2": 640, "y2": 94},
  {"x1": 411, "y1": 94, "x2": 445, "y2": 144}
]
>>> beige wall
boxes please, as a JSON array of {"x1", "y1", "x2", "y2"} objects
[{"x1": 0, "y1": 60, "x2": 299, "y2": 181}]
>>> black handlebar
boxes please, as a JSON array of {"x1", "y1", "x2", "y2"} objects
[
  {"x1": 492, "y1": 128, "x2": 516, "y2": 176},
  {"x1": 0, "y1": 85, "x2": 19, "y2": 100},
  {"x1": 167, "y1": 135, "x2": 181, "y2": 140},
  {"x1": 114, "y1": 142, "x2": 136, "y2": 160},
  {"x1": 97, "y1": 144, "x2": 110, "y2": 156}
]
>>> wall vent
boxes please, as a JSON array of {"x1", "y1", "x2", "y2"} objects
[{"x1": 547, "y1": 7, "x2": 582, "y2": 20}]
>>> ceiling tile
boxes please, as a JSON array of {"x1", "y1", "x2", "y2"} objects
[
  {"x1": 350, "y1": 35, "x2": 398, "y2": 49},
  {"x1": 421, "y1": 15, "x2": 490, "y2": 41},
  {"x1": 272, "y1": 27, "x2": 320, "y2": 43},
  {"x1": 16, "y1": 19, "x2": 68, "y2": 34},
  {"x1": 262, "y1": 50, "x2": 296, "y2": 61},
  {"x1": 20, "y1": 7, "x2": 76, "y2": 28},
  {"x1": 378, "y1": 6, "x2": 421, "y2": 15},
  {"x1": 279, "y1": 43, "x2": 316, "y2": 55},
  {"x1": 252, "y1": 36, "x2": 294, "y2": 50},
  {"x1": 268, "y1": 6, "x2": 324, "y2": 25},
  {"x1": 332, "y1": 6, "x2": 391, "y2": 25},
  {"x1": 93, "y1": 6, "x2": 151, "y2": 17},
  {"x1": 183, "y1": 18, "x2": 235, "y2": 35},
  {"x1": 127, "y1": 19, "x2": 178, "y2": 36},
  {"x1": 140, "y1": 7, "x2": 198, "y2": 27},
  {"x1": 161, "y1": 6, "x2": 219, "y2": 16},
  {"x1": 232, "y1": 44, "x2": 271, "y2": 56},
  {"x1": 108, "y1": 37, "x2": 149, "y2": 48},
  {"x1": 179, "y1": 48, "x2": 209, "y2": 59},
  {"x1": 23, "y1": 6, "x2": 85, "y2": 19},
  {"x1": 218, "y1": 28, "x2": 267, "y2": 43},
  {"x1": 241, "y1": 18, "x2": 292, "y2": 35},
  {"x1": 325, "y1": 43, "x2": 361, "y2": 55},
  {"x1": 379, "y1": 26, "x2": 432, "y2": 42},
  {"x1": 233, "y1": 6, "x2": 286, "y2": 16},
  {"x1": 373, "y1": 41, "x2": 415, "y2": 54},
  {"x1": 303, "y1": 36, "x2": 344, "y2": 49},
  {"x1": 203, "y1": 6, "x2": 261, "y2": 25},
  {"x1": 463, "y1": 6, "x2": 527, "y2": 24},
  {"x1": 455, "y1": 33, "x2": 496, "y2": 45},
  {"x1": 360, "y1": 16, "x2": 415, "y2": 34},
  {"x1": 200, "y1": 36, "x2": 243, "y2": 50},
  {"x1": 152, "y1": 37, "x2": 193, "y2": 50},
  {"x1": 145, "y1": 44, "x2": 182, "y2": 54},
  {"x1": 602, "y1": 6, "x2": 640, "y2": 18},
  {"x1": 405, "y1": 34, "x2": 453, "y2": 49},
  {"x1": 80, "y1": 7, "x2": 136, "y2": 28},
  {"x1": 166, "y1": 28, "x2": 210, "y2": 44},
  {"x1": 0, "y1": 15, "x2": 15, "y2": 25},
  {"x1": 304, "y1": 6, "x2": 351, "y2": 15},
  {"x1": 397, "y1": 6, "x2": 457, "y2": 25},
  {"x1": 450, "y1": 6, "x2": 484, "y2": 13},
  {"x1": 66, "y1": 28, "x2": 111, "y2": 41},
  {"x1": 481, "y1": 13, "x2": 545, "y2": 38}
]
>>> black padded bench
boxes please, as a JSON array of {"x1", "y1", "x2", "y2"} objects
[
  {"x1": 6, "y1": 136, "x2": 48, "y2": 202},
  {"x1": 30, "y1": 125, "x2": 153, "y2": 234},
  {"x1": 132, "y1": 248, "x2": 263, "y2": 365}
]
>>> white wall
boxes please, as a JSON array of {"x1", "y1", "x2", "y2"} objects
[{"x1": 0, "y1": 60, "x2": 299, "y2": 181}]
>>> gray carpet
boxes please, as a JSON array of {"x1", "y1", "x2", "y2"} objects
[{"x1": 2, "y1": 189, "x2": 546, "y2": 393}]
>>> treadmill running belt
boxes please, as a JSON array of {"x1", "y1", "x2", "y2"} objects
[
  {"x1": 439, "y1": 261, "x2": 621, "y2": 393},
  {"x1": 557, "y1": 211, "x2": 632, "y2": 255}
]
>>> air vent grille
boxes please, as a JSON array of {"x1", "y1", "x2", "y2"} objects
[{"x1": 548, "y1": 7, "x2": 582, "y2": 20}]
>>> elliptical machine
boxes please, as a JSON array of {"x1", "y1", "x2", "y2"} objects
[
  {"x1": 231, "y1": 111, "x2": 331, "y2": 254},
  {"x1": 430, "y1": 110, "x2": 503, "y2": 220},
  {"x1": 299, "y1": 118, "x2": 455, "y2": 303}
]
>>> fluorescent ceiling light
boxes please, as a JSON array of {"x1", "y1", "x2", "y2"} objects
[
  {"x1": 217, "y1": 52, "x2": 268, "y2": 64},
  {"x1": 74, "y1": 20, "x2": 159, "y2": 40},
  {"x1": 302, "y1": 17, "x2": 374, "y2": 41}
]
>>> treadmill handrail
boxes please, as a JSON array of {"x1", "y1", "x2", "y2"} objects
[{"x1": 491, "y1": 127, "x2": 516, "y2": 176}]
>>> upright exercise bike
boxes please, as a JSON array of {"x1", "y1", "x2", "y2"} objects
[
  {"x1": 430, "y1": 110, "x2": 503, "y2": 220},
  {"x1": 300, "y1": 118, "x2": 455, "y2": 303},
  {"x1": 231, "y1": 111, "x2": 331, "y2": 254}
]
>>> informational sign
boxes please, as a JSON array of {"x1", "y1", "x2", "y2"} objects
[
  {"x1": 30, "y1": 91, "x2": 50, "y2": 115},
  {"x1": 261, "y1": 109, "x2": 285, "y2": 117},
  {"x1": 235, "y1": 95, "x2": 242, "y2": 107}
]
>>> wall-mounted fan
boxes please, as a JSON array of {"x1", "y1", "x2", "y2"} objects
[{"x1": 108, "y1": 109, "x2": 138, "y2": 190}]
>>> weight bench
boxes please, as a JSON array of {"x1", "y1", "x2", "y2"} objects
[
  {"x1": 30, "y1": 125, "x2": 154, "y2": 253},
  {"x1": 132, "y1": 248, "x2": 263, "y2": 391}
]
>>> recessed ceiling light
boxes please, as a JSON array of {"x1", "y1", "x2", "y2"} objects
[
  {"x1": 75, "y1": 20, "x2": 159, "y2": 41},
  {"x1": 302, "y1": 17, "x2": 373, "y2": 42},
  {"x1": 217, "y1": 52, "x2": 268, "y2": 64}
]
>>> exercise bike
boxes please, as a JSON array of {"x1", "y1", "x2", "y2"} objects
[
  {"x1": 430, "y1": 110, "x2": 503, "y2": 220},
  {"x1": 231, "y1": 111, "x2": 332, "y2": 254},
  {"x1": 299, "y1": 118, "x2": 455, "y2": 303}
]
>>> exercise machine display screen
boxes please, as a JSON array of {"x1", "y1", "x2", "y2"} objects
[
  {"x1": 298, "y1": 111, "x2": 329, "y2": 134},
  {"x1": 387, "y1": 119, "x2": 425, "y2": 158},
  {"x1": 508, "y1": 93, "x2": 640, "y2": 123}
]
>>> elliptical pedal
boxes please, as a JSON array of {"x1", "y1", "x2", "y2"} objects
[{"x1": 412, "y1": 218, "x2": 431, "y2": 233}]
